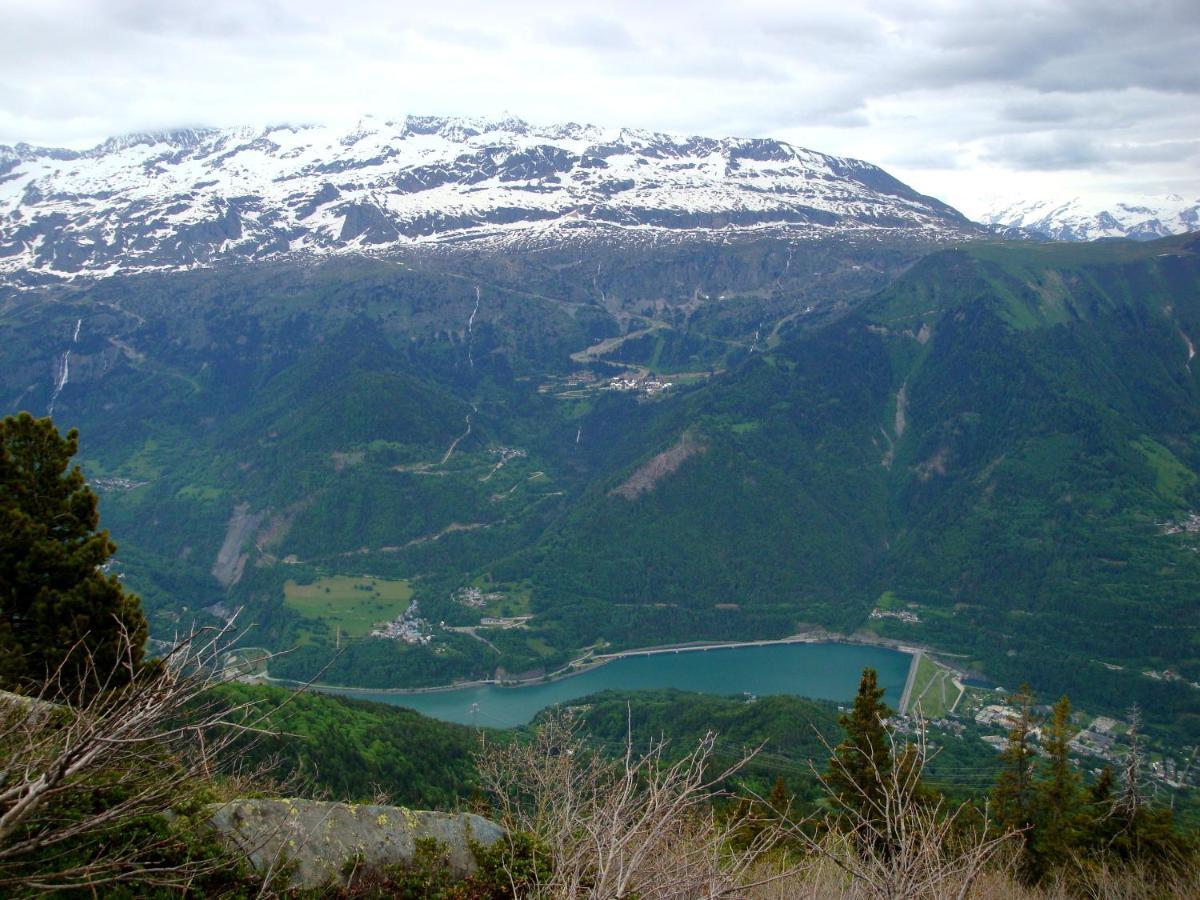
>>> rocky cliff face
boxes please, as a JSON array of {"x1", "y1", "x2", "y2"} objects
[
  {"x1": 0, "y1": 115, "x2": 979, "y2": 287},
  {"x1": 208, "y1": 798, "x2": 504, "y2": 890}
]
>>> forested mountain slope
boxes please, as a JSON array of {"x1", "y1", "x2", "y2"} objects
[
  {"x1": 528, "y1": 235, "x2": 1200, "y2": 722},
  {"x1": 2, "y1": 234, "x2": 1198, "y2": 731}
]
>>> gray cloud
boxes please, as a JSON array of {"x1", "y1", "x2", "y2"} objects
[
  {"x1": 420, "y1": 23, "x2": 509, "y2": 52},
  {"x1": 902, "y1": 0, "x2": 1200, "y2": 95},
  {"x1": 884, "y1": 146, "x2": 968, "y2": 171},
  {"x1": 541, "y1": 17, "x2": 636, "y2": 51},
  {"x1": 756, "y1": 7, "x2": 888, "y2": 49},
  {"x1": 1109, "y1": 140, "x2": 1200, "y2": 164},
  {"x1": 0, "y1": 0, "x2": 1196, "y2": 211},
  {"x1": 1001, "y1": 97, "x2": 1087, "y2": 126},
  {"x1": 110, "y1": 0, "x2": 316, "y2": 40},
  {"x1": 982, "y1": 135, "x2": 1200, "y2": 172},
  {"x1": 982, "y1": 134, "x2": 1105, "y2": 171}
]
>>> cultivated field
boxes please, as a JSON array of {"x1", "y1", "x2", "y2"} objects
[{"x1": 283, "y1": 575, "x2": 413, "y2": 638}]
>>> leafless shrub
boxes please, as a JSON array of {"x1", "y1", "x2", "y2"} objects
[
  {"x1": 0, "y1": 615, "x2": 294, "y2": 893},
  {"x1": 476, "y1": 707, "x2": 786, "y2": 899},
  {"x1": 757, "y1": 725, "x2": 1021, "y2": 900},
  {"x1": 1045, "y1": 851, "x2": 1200, "y2": 900}
]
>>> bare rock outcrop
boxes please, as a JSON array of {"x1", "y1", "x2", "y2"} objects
[
  {"x1": 211, "y1": 502, "x2": 264, "y2": 588},
  {"x1": 209, "y1": 799, "x2": 504, "y2": 890},
  {"x1": 611, "y1": 431, "x2": 706, "y2": 500}
]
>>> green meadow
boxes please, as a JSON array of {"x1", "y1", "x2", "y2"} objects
[{"x1": 283, "y1": 575, "x2": 414, "y2": 638}]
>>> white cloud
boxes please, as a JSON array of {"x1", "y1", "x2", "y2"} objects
[{"x1": 0, "y1": 0, "x2": 1196, "y2": 214}]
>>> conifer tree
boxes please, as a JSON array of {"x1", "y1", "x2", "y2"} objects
[
  {"x1": 990, "y1": 685, "x2": 1036, "y2": 841},
  {"x1": 823, "y1": 666, "x2": 935, "y2": 862},
  {"x1": 768, "y1": 775, "x2": 791, "y2": 813},
  {"x1": 0, "y1": 413, "x2": 147, "y2": 694},
  {"x1": 1032, "y1": 695, "x2": 1082, "y2": 874},
  {"x1": 826, "y1": 668, "x2": 893, "y2": 812},
  {"x1": 1088, "y1": 766, "x2": 1115, "y2": 809}
]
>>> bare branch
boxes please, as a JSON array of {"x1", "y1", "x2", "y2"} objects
[
  {"x1": 475, "y1": 707, "x2": 784, "y2": 899},
  {"x1": 763, "y1": 722, "x2": 1021, "y2": 899},
  {"x1": 0, "y1": 612, "x2": 298, "y2": 892}
]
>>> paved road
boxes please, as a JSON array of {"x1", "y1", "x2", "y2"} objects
[
  {"x1": 898, "y1": 649, "x2": 924, "y2": 715},
  {"x1": 592, "y1": 635, "x2": 823, "y2": 661}
]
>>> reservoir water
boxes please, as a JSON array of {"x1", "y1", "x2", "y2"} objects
[{"x1": 327, "y1": 641, "x2": 913, "y2": 728}]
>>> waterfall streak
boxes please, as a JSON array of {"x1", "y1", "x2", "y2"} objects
[
  {"x1": 467, "y1": 287, "x2": 480, "y2": 368},
  {"x1": 48, "y1": 319, "x2": 81, "y2": 415}
]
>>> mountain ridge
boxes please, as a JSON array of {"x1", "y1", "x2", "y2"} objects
[
  {"x1": 0, "y1": 115, "x2": 979, "y2": 287},
  {"x1": 980, "y1": 193, "x2": 1200, "y2": 242}
]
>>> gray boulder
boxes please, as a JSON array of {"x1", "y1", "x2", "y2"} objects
[{"x1": 209, "y1": 798, "x2": 504, "y2": 890}]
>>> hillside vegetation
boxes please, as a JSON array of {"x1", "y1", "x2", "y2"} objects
[{"x1": 3, "y1": 235, "x2": 1199, "y2": 741}]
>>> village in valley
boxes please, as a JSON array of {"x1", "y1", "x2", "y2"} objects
[
  {"x1": 367, "y1": 583, "x2": 535, "y2": 648},
  {"x1": 864, "y1": 588, "x2": 1199, "y2": 795},
  {"x1": 897, "y1": 654, "x2": 1199, "y2": 794},
  {"x1": 369, "y1": 598, "x2": 431, "y2": 645},
  {"x1": 538, "y1": 368, "x2": 678, "y2": 401}
]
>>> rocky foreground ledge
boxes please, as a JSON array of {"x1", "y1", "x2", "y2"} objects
[{"x1": 209, "y1": 799, "x2": 504, "y2": 890}]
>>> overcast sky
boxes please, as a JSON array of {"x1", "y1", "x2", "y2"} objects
[{"x1": 1, "y1": 0, "x2": 1197, "y2": 216}]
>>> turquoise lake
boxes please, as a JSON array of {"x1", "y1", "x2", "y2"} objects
[{"x1": 325, "y1": 642, "x2": 913, "y2": 728}]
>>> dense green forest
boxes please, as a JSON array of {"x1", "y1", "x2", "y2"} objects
[
  {"x1": 212, "y1": 685, "x2": 851, "y2": 812},
  {"x1": 213, "y1": 681, "x2": 1199, "y2": 826},
  {"x1": 3, "y1": 234, "x2": 1200, "y2": 748},
  {"x1": 217, "y1": 684, "x2": 487, "y2": 809}
]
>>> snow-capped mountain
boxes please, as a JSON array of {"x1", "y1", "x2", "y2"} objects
[
  {"x1": 979, "y1": 194, "x2": 1200, "y2": 242},
  {"x1": 0, "y1": 115, "x2": 977, "y2": 286}
]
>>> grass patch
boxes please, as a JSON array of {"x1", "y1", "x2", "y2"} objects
[
  {"x1": 1132, "y1": 436, "x2": 1196, "y2": 503},
  {"x1": 670, "y1": 371, "x2": 719, "y2": 384},
  {"x1": 121, "y1": 438, "x2": 167, "y2": 480},
  {"x1": 471, "y1": 578, "x2": 533, "y2": 617},
  {"x1": 526, "y1": 637, "x2": 557, "y2": 657},
  {"x1": 876, "y1": 590, "x2": 901, "y2": 610},
  {"x1": 284, "y1": 575, "x2": 414, "y2": 638}
]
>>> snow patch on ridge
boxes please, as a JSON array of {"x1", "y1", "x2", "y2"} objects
[
  {"x1": 0, "y1": 115, "x2": 978, "y2": 287},
  {"x1": 979, "y1": 193, "x2": 1200, "y2": 242}
]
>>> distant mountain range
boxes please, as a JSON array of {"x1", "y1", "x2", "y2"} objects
[
  {"x1": 0, "y1": 115, "x2": 979, "y2": 287},
  {"x1": 980, "y1": 194, "x2": 1200, "y2": 242}
]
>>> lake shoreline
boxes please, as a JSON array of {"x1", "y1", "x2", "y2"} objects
[{"x1": 261, "y1": 628, "x2": 936, "y2": 697}]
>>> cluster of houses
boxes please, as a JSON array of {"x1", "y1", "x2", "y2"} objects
[
  {"x1": 1159, "y1": 512, "x2": 1200, "y2": 534},
  {"x1": 542, "y1": 369, "x2": 676, "y2": 400},
  {"x1": 891, "y1": 714, "x2": 963, "y2": 738},
  {"x1": 974, "y1": 704, "x2": 1026, "y2": 731},
  {"x1": 869, "y1": 607, "x2": 920, "y2": 624},
  {"x1": 454, "y1": 586, "x2": 504, "y2": 608},
  {"x1": 970, "y1": 702, "x2": 1199, "y2": 788},
  {"x1": 1062, "y1": 715, "x2": 1120, "y2": 758},
  {"x1": 91, "y1": 476, "x2": 149, "y2": 493},
  {"x1": 1152, "y1": 757, "x2": 1188, "y2": 787},
  {"x1": 974, "y1": 704, "x2": 1122, "y2": 758},
  {"x1": 604, "y1": 376, "x2": 672, "y2": 395},
  {"x1": 370, "y1": 599, "x2": 431, "y2": 644}
]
